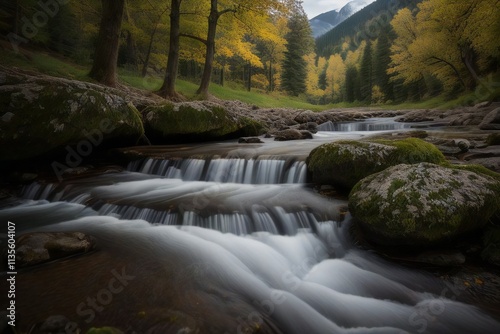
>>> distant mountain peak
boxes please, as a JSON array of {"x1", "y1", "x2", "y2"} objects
[{"x1": 309, "y1": 0, "x2": 376, "y2": 38}]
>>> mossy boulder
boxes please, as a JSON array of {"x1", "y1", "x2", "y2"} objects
[
  {"x1": 306, "y1": 138, "x2": 446, "y2": 191},
  {"x1": 145, "y1": 101, "x2": 265, "y2": 142},
  {"x1": 0, "y1": 72, "x2": 144, "y2": 161},
  {"x1": 487, "y1": 133, "x2": 500, "y2": 146},
  {"x1": 349, "y1": 163, "x2": 500, "y2": 247}
]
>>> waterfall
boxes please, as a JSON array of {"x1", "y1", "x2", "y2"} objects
[
  {"x1": 127, "y1": 157, "x2": 307, "y2": 184},
  {"x1": 3, "y1": 137, "x2": 500, "y2": 334},
  {"x1": 17, "y1": 175, "x2": 340, "y2": 236},
  {"x1": 317, "y1": 118, "x2": 413, "y2": 132}
]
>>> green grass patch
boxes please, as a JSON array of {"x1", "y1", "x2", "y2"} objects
[
  {"x1": 0, "y1": 47, "x2": 329, "y2": 110},
  {"x1": 3, "y1": 46, "x2": 496, "y2": 110},
  {"x1": 381, "y1": 86, "x2": 499, "y2": 110},
  {"x1": 0, "y1": 49, "x2": 88, "y2": 80}
]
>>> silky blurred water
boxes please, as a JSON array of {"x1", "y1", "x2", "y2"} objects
[{"x1": 1, "y1": 127, "x2": 498, "y2": 333}]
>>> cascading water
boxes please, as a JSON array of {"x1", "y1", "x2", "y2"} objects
[
  {"x1": 1, "y1": 130, "x2": 500, "y2": 333},
  {"x1": 316, "y1": 117, "x2": 445, "y2": 132},
  {"x1": 127, "y1": 157, "x2": 307, "y2": 184}
]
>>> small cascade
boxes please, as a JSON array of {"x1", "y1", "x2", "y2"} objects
[
  {"x1": 96, "y1": 201, "x2": 321, "y2": 235},
  {"x1": 128, "y1": 157, "x2": 307, "y2": 184},
  {"x1": 4, "y1": 124, "x2": 500, "y2": 334},
  {"x1": 318, "y1": 118, "x2": 412, "y2": 132},
  {"x1": 22, "y1": 182, "x2": 56, "y2": 200},
  {"x1": 17, "y1": 176, "x2": 338, "y2": 237}
]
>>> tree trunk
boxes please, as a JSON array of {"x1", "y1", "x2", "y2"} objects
[
  {"x1": 122, "y1": 0, "x2": 137, "y2": 66},
  {"x1": 13, "y1": 0, "x2": 19, "y2": 35},
  {"x1": 462, "y1": 49, "x2": 483, "y2": 92},
  {"x1": 141, "y1": 23, "x2": 158, "y2": 77},
  {"x1": 247, "y1": 62, "x2": 252, "y2": 92},
  {"x1": 196, "y1": 0, "x2": 219, "y2": 96},
  {"x1": 123, "y1": 30, "x2": 137, "y2": 66},
  {"x1": 429, "y1": 56, "x2": 467, "y2": 90},
  {"x1": 158, "y1": 0, "x2": 182, "y2": 99},
  {"x1": 220, "y1": 66, "x2": 224, "y2": 86},
  {"x1": 268, "y1": 61, "x2": 273, "y2": 92},
  {"x1": 141, "y1": 6, "x2": 168, "y2": 78},
  {"x1": 89, "y1": 0, "x2": 125, "y2": 87}
]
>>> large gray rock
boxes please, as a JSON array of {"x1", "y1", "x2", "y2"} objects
[
  {"x1": 0, "y1": 68, "x2": 144, "y2": 161},
  {"x1": 145, "y1": 101, "x2": 265, "y2": 142},
  {"x1": 16, "y1": 232, "x2": 96, "y2": 267},
  {"x1": 349, "y1": 163, "x2": 500, "y2": 247},
  {"x1": 273, "y1": 129, "x2": 313, "y2": 141},
  {"x1": 479, "y1": 107, "x2": 500, "y2": 130},
  {"x1": 306, "y1": 138, "x2": 446, "y2": 191}
]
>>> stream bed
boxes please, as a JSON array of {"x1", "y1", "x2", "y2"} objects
[{"x1": 1, "y1": 123, "x2": 499, "y2": 333}]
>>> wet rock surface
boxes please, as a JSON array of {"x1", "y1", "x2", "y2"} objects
[
  {"x1": 0, "y1": 67, "x2": 145, "y2": 162},
  {"x1": 349, "y1": 163, "x2": 500, "y2": 247},
  {"x1": 144, "y1": 100, "x2": 265, "y2": 142},
  {"x1": 273, "y1": 129, "x2": 314, "y2": 141},
  {"x1": 15, "y1": 232, "x2": 96, "y2": 267},
  {"x1": 306, "y1": 138, "x2": 446, "y2": 191}
]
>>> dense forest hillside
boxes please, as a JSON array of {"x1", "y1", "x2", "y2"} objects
[
  {"x1": 0, "y1": 0, "x2": 312, "y2": 98},
  {"x1": 0, "y1": 0, "x2": 498, "y2": 106},
  {"x1": 307, "y1": 0, "x2": 500, "y2": 105}
]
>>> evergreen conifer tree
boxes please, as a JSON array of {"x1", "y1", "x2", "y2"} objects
[
  {"x1": 281, "y1": 3, "x2": 314, "y2": 96},
  {"x1": 374, "y1": 26, "x2": 395, "y2": 102},
  {"x1": 360, "y1": 40, "x2": 373, "y2": 102}
]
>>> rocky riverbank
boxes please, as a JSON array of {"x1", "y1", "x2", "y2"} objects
[
  {"x1": 2, "y1": 65, "x2": 500, "y2": 332},
  {"x1": 2, "y1": 65, "x2": 500, "y2": 164}
]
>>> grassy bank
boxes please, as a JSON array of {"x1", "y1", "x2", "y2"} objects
[
  {"x1": 3, "y1": 46, "x2": 494, "y2": 111},
  {"x1": 1, "y1": 47, "x2": 328, "y2": 111}
]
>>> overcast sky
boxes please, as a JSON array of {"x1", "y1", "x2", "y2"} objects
[{"x1": 302, "y1": 0, "x2": 352, "y2": 19}]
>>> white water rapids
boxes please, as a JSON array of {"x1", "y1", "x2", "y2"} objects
[{"x1": 1, "y1": 128, "x2": 499, "y2": 333}]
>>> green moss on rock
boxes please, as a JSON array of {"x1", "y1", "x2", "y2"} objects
[
  {"x1": 349, "y1": 163, "x2": 500, "y2": 247},
  {"x1": 145, "y1": 101, "x2": 265, "y2": 142},
  {"x1": 0, "y1": 77, "x2": 144, "y2": 161},
  {"x1": 372, "y1": 138, "x2": 446, "y2": 165},
  {"x1": 487, "y1": 133, "x2": 500, "y2": 146},
  {"x1": 454, "y1": 164, "x2": 500, "y2": 182},
  {"x1": 306, "y1": 138, "x2": 446, "y2": 191}
]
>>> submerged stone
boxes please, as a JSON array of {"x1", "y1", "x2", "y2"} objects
[
  {"x1": 349, "y1": 163, "x2": 500, "y2": 247},
  {"x1": 274, "y1": 128, "x2": 313, "y2": 141},
  {"x1": 306, "y1": 138, "x2": 446, "y2": 191},
  {"x1": 238, "y1": 137, "x2": 264, "y2": 143},
  {"x1": 16, "y1": 232, "x2": 96, "y2": 267}
]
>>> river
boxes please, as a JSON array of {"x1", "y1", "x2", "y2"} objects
[{"x1": 1, "y1": 121, "x2": 499, "y2": 333}]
